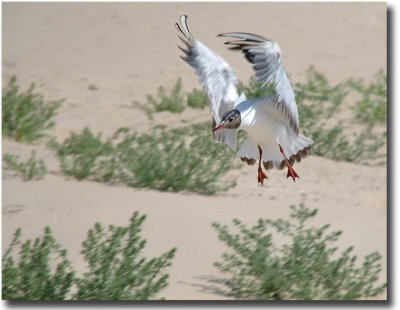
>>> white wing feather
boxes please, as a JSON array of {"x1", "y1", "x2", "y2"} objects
[
  {"x1": 176, "y1": 16, "x2": 244, "y2": 151},
  {"x1": 219, "y1": 32, "x2": 299, "y2": 137}
]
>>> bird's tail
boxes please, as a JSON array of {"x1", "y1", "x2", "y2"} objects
[{"x1": 236, "y1": 134, "x2": 313, "y2": 170}]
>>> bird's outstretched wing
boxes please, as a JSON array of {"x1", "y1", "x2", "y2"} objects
[
  {"x1": 176, "y1": 15, "x2": 243, "y2": 151},
  {"x1": 219, "y1": 32, "x2": 299, "y2": 136}
]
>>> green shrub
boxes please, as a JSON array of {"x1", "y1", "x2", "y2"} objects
[
  {"x1": 2, "y1": 227, "x2": 76, "y2": 300},
  {"x1": 309, "y1": 125, "x2": 385, "y2": 164},
  {"x1": 212, "y1": 204, "x2": 386, "y2": 300},
  {"x1": 187, "y1": 88, "x2": 209, "y2": 109},
  {"x1": 2, "y1": 77, "x2": 62, "y2": 142},
  {"x1": 133, "y1": 79, "x2": 210, "y2": 118},
  {"x1": 348, "y1": 70, "x2": 387, "y2": 124},
  {"x1": 53, "y1": 125, "x2": 237, "y2": 195},
  {"x1": 294, "y1": 68, "x2": 386, "y2": 164},
  {"x1": 2, "y1": 212, "x2": 177, "y2": 300},
  {"x1": 3, "y1": 151, "x2": 47, "y2": 181},
  {"x1": 237, "y1": 76, "x2": 273, "y2": 99},
  {"x1": 75, "y1": 212, "x2": 176, "y2": 300},
  {"x1": 53, "y1": 127, "x2": 113, "y2": 180},
  {"x1": 133, "y1": 78, "x2": 186, "y2": 119},
  {"x1": 112, "y1": 127, "x2": 236, "y2": 194},
  {"x1": 295, "y1": 67, "x2": 349, "y2": 125}
]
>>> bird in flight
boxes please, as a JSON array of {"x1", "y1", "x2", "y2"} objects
[{"x1": 175, "y1": 15, "x2": 312, "y2": 185}]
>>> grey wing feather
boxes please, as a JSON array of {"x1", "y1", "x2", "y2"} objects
[
  {"x1": 219, "y1": 32, "x2": 299, "y2": 136},
  {"x1": 176, "y1": 16, "x2": 244, "y2": 151}
]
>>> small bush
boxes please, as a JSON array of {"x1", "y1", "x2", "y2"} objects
[
  {"x1": 75, "y1": 212, "x2": 176, "y2": 300},
  {"x1": 309, "y1": 125, "x2": 385, "y2": 164},
  {"x1": 2, "y1": 212, "x2": 177, "y2": 300},
  {"x1": 112, "y1": 127, "x2": 237, "y2": 194},
  {"x1": 53, "y1": 125, "x2": 237, "y2": 195},
  {"x1": 295, "y1": 67, "x2": 348, "y2": 125},
  {"x1": 54, "y1": 127, "x2": 113, "y2": 180},
  {"x1": 133, "y1": 78, "x2": 186, "y2": 119},
  {"x1": 348, "y1": 70, "x2": 387, "y2": 124},
  {"x1": 2, "y1": 77, "x2": 62, "y2": 142},
  {"x1": 2, "y1": 227, "x2": 76, "y2": 300},
  {"x1": 187, "y1": 88, "x2": 209, "y2": 109},
  {"x1": 3, "y1": 151, "x2": 47, "y2": 181},
  {"x1": 212, "y1": 204, "x2": 386, "y2": 300},
  {"x1": 133, "y1": 79, "x2": 210, "y2": 119},
  {"x1": 237, "y1": 76, "x2": 273, "y2": 99},
  {"x1": 294, "y1": 68, "x2": 386, "y2": 164}
]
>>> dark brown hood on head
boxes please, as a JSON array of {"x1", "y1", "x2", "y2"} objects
[{"x1": 213, "y1": 109, "x2": 241, "y2": 131}]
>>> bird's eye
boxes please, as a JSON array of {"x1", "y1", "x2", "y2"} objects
[{"x1": 229, "y1": 117, "x2": 234, "y2": 122}]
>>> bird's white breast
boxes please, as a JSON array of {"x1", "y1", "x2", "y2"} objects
[{"x1": 237, "y1": 99, "x2": 286, "y2": 145}]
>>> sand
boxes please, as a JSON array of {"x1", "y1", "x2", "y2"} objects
[{"x1": 2, "y1": 3, "x2": 387, "y2": 300}]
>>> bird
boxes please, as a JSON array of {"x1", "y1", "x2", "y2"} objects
[{"x1": 175, "y1": 15, "x2": 313, "y2": 185}]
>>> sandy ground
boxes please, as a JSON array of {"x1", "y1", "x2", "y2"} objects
[{"x1": 2, "y1": 3, "x2": 387, "y2": 300}]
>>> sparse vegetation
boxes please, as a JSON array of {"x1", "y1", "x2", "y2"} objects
[
  {"x1": 3, "y1": 151, "x2": 47, "y2": 181},
  {"x1": 4, "y1": 68, "x2": 386, "y2": 193},
  {"x1": 2, "y1": 71, "x2": 387, "y2": 300},
  {"x1": 76, "y1": 212, "x2": 176, "y2": 300},
  {"x1": 238, "y1": 76, "x2": 273, "y2": 99},
  {"x1": 52, "y1": 125, "x2": 237, "y2": 195},
  {"x1": 2, "y1": 212, "x2": 176, "y2": 300},
  {"x1": 133, "y1": 78, "x2": 186, "y2": 119},
  {"x1": 54, "y1": 128, "x2": 113, "y2": 180},
  {"x1": 2, "y1": 77, "x2": 62, "y2": 142},
  {"x1": 133, "y1": 78, "x2": 210, "y2": 119},
  {"x1": 187, "y1": 88, "x2": 209, "y2": 109},
  {"x1": 348, "y1": 70, "x2": 387, "y2": 124},
  {"x1": 2, "y1": 227, "x2": 76, "y2": 300},
  {"x1": 294, "y1": 67, "x2": 386, "y2": 165},
  {"x1": 212, "y1": 204, "x2": 386, "y2": 300}
]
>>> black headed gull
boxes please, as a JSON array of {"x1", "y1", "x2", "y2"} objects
[{"x1": 176, "y1": 15, "x2": 313, "y2": 184}]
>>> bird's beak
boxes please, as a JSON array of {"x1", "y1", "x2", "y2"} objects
[{"x1": 213, "y1": 123, "x2": 225, "y2": 132}]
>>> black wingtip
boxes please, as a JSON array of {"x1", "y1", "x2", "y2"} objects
[
  {"x1": 228, "y1": 46, "x2": 243, "y2": 51},
  {"x1": 178, "y1": 15, "x2": 194, "y2": 40},
  {"x1": 175, "y1": 23, "x2": 185, "y2": 37},
  {"x1": 177, "y1": 45, "x2": 189, "y2": 56}
]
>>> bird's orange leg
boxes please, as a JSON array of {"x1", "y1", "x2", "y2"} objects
[
  {"x1": 257, "y1": 145, "x2": 268, "y2": 185},
  {"x1": 278, "y1": 144, "x2": 299, "y2": 182}
]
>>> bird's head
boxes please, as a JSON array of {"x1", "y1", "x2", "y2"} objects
[{"x1": 213, "y1": 109, "x2": 241, "y2": 132}]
